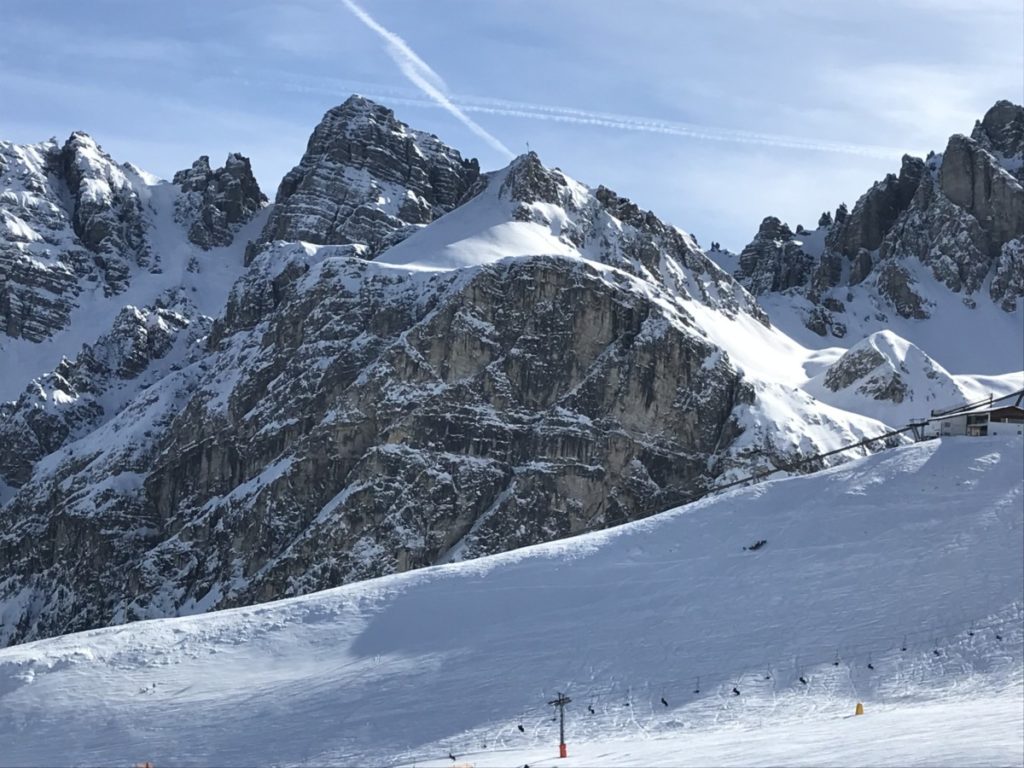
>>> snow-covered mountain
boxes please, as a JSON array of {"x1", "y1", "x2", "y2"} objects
[
  {"x1": 804, "y1": 329, "x2": 1022, "y2": 426},
  {"x1": 1, "y1": 436, "x2": 1020, "y2": 766},
  {"x1": 0, "y1": 96, "x2": 1020, "y2": 648},
  {"x1": 0, "y1": 133, "x2": 268, "y2": 404},
  {"x1": 716, "y1": 100, "x2": 1024, "y2": 375}
]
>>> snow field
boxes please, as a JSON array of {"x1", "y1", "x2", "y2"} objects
[
  {"x1": 407, "y1": 683, "x2": 1024, "y2": 767},
  {"x1": 0, "y1": 436, "x2": 1020, "y2": 766}
]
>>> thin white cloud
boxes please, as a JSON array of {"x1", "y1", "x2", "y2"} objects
[{"x1": 339, "y1": 0, "x2": 513, "y2": 159}]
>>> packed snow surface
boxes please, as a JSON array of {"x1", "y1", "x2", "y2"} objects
[
  {"x1": 409, "y1": 689, "x2": 1024, "y2": 767},
  {"x1": 375, "y1": 167, "x2": 579, "y2": 271},
  {"x1": 0, "y1": 436, "x2": 1020, "y2": 767}
]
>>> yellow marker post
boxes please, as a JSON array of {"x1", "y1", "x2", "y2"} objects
[{"x1": 855, "y1": 702, "x2": 864, "y2": 716}]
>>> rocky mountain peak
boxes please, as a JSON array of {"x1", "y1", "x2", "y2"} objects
[
  {"x1": 246, "y1": 95, "x2": 480, "y2": 263},
  {"x1": 971, "y1": 100, "x2": 1024, "y2": 166},
  {"x1": 802, "y1": 329, "x2": 971, "y2": 425},
  {"x1": 755, "y1": 216, "x2": 794, "y2": 242},
  {"x1": 939, "y1": 132, "x2": 1024, "y2": 248},
  {"x1": 173, "y1": 152, "x2": 266, "y2": 249},
  {"x1": 321, "y1": 93, "x2": 408, "y2": 138},
  {"x1": 727, "y1": 100, "x2": 1024, "y2": 339},
  {"x1": 62, "y1": 130, "x2": 99, "y2": 156},
  {"x1": 172, "y1": 155, "x2": 213, "y2": 188},
  {"x1": 498, "y1": 151, "x2": 572, "y2": 206},
  {"x1": 735, "y1": 216, "x2": 817, "y2": 299},
  {"x1": 828, "y1": 154, "x2": 925, "y2": 259},
  {"x1": 54, "y1": 131, "x2": 151, "y2": 293}
]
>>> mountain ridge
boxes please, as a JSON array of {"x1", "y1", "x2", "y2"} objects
[
  {"x1": 717, "y1": 100, "x2": 1024, "y2": 373},
  {"x1": 0, "y1": 95, "x2": 1020, "y2": 648}
]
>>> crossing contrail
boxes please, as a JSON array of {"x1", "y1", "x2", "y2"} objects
[
  {"x1": 340, "y1": 0, "x2": 514, "y2": 159},
  {"x1": 243, "y1": 69, "x2": 915, "y2": 159},
  {"x1": 445, "y1": 95, "x2": 911, "y2": 159}
]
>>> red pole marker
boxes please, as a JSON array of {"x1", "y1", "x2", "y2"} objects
[{"x1": 548, "y1": 692, "x2": 572, "y2": 759}]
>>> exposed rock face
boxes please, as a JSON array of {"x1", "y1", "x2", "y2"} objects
[
  {"x1": 478, "y1": 152, "x2": 763, "y2": 322},
  {"x1": 0, "y1": 135, "x2": 142, "y2": 342},
  {"x1": 991, "y1": 238, "x2": 1024, "y2": 311},
  {"x1": 0, "y1": 296, "x2": 202, "y2": 488},
  {"x1": 824, "y1": 344, "x2": 910, "y2": 403},
  {"x1": 728, "y1": 100, "x2": 1024, "y2": 334},
  {"x1": 0, "y1": 244, "x2": 754, "y2": 644},
  {"x1": 828, "y1": 156, "x2": 926, "y2": 261},
  {"x1": 737, "y1": 217, "x2": 814, "y2": 294},
  {"x1": 140, "y1": 251, "x2": 749, "y2": 614},
  {"x1": 940, "y1": 134, "x2": 1024, "y2": 247},
  {"x1": 971, "y1": 99, "x2": 1024, "y2": 176},
  {"x1": 57, "y1": 132, "x2": 153, "y2": 294},
  {"x1": 246, "y1": 95, "x2": 480, "y2": 264},
  {"x1": 174, "y1": 154, "x2": 266, "y2": 248},
  {"x1": 0, "y1": 137, "x2": 831, "y2": 648}
]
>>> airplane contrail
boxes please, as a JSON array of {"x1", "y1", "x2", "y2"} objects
[
  {"x1": 239, "y1": 69, "x2": 916, "y2": 159},
  {"x1": 449, "y1": 95, "x2": 912, "y2": 158},
  {"x1": 365, "y1": 93, "x2": 908, "y2": 159},
  {"x1": 340, "y1": 0, "x2": 514, "y2": 159}
]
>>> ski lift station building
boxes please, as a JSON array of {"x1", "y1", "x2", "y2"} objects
[{"x1": 926, "y1": 400, "x2": 1024, "y2": 438}]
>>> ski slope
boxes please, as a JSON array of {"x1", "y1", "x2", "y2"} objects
[
  {"x1": 409, "y1": 690, "x2": 1024, "y2": 767},
  {"x1": 0, "y1": 436, "x2": 1021, "y2": 767}
]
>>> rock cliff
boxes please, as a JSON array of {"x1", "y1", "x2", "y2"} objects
[
  {"x1": 174, "y1": 154, "x2": 266, "y2": 249},
  {"x1": 246, "y1": 95, "x2": 480, "y2": 263},
  {"x1": 728, "y1": 101, "x2": 1024, "y2": 341}
]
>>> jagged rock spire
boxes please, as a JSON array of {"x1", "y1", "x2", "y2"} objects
[
  {"x1": 246, "y1": 94, "x2": 480, "y2": 263},
  {"x1": 173, "y1": 152, "x2": 266, "y2": 249}
]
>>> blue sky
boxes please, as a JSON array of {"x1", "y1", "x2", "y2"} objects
[{"x1": 2, "y1": 0, "x2": 1021, "y2": 249}]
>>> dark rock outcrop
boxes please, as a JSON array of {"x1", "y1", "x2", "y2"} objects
[
  {"x1": 829, "y1": 155, "x2": 926, "y2": 259},
  {"x1": 939, "y1": 134, "x2": 1024, "y2": 247},
  {"x1": 174, "y1": 153, "x2": 266, "y2": 248},
  {"x1": 246, "y1": 95, "x2": 480, "y2": 263},
  {"x1": 737, "y1": 217, "x2": 814, "y2": 294},
  {"x1": 58, "y1": 132, "x2": 152, "y2": 293},
  {"x1": 971, "y1": 99, "x2": 1024, "y2": 173}
]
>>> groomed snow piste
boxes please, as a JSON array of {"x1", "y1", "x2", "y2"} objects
[{"x1": 0, "y1": 436, "x2": 1021, "y2": 767}]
